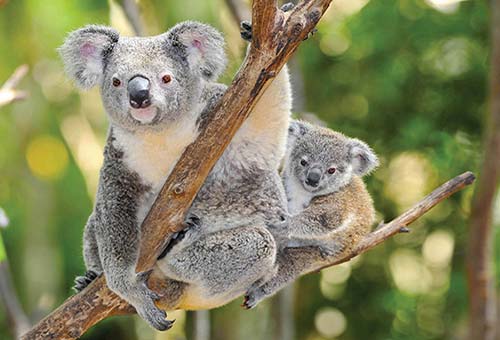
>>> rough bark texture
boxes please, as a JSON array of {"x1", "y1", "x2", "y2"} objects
[{"x1": 466, "y1": 0, "x2": 500, "y2": 339}]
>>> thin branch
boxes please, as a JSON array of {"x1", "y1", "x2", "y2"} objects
[
  {"x1": 314, "y1": 171, "x2": 475, "y2": 271},
  {"x1": 0, "y1": 211, "x2": 31, "y2": 338},
  {"x1": 0, "y1": 65, "x2": 29, "y2": 107},
  {"x1": 0, "y1": 263, "x2": 31, "y2": 338}
]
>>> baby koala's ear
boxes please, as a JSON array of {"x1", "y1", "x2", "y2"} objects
[
  {"x1": 288, "y1": 120, "x2": 308, "y2": 137},
  {"x1": 166, "y1": 21, "x2": 227, "y2": 81},
  {"x1": 348, "y1": 138, "x2": 379, "y2": 176},
  {"x1": 59, "y1": 25, "x2": 119, "y2": 89}
]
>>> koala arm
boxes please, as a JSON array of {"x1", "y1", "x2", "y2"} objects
[
  {"x1": 89, "y1": 132, "x2": 173, "y2": 331},
  {"x1": 286, "y1": 197, "x2": 344, "y2": 241}
]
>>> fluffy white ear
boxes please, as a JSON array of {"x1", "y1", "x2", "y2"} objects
[
  {"x1": 348, "y1": 138, "x2": 379, "y2": 176},
  {"x1": 288, "y1": 120, "x2": 308, "y2": 137},
  {"x1": 58, "y1": 25, "x2": 119, "y2": 89},
  {"x1": 166, "y1": 21, "x2": 227, "y2": 81}
]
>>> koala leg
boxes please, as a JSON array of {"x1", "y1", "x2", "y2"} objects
[
  {"x1": 156, "y1": 225, "x2": 277, "y2": 309},
  {"x1": 74, "y1": 218, "x2": 102, "y2": 292},
  {"x1": 243, "y1": 246, "x2": 323, "y2": 309}
]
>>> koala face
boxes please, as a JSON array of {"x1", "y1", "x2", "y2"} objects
[
  {"x1": 59, "y1": 22, "x2": 227, "y2": 131},
  {"x1": 286, "y1": 121, "x2": 378, "y2": 196}
]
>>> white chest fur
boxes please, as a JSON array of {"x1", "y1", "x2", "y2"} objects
[{"x1": 113, "y1": 119, "x2": 199, "y2": 190}]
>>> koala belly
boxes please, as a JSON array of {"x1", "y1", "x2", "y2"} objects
[{"x1": 156, "y1": 225, "x2": 277, "y2": 310}]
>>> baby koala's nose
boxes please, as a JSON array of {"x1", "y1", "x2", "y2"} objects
[
  {"x1": 128, "y1": 75, "x2": 151, "y2": 109},
  {"x1": 306, "y1": 168, "x2": 322, "y2": 187}
]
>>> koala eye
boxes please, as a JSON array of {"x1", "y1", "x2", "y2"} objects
[
  {"x1": 300, "y1": 159, "x2": 308, "y2": 166},
  {"x1": 112, "y1": 77, "x2": 121, "y2": 87},
  {"x1": 327, "y1": 167, "x2": 336, "y2": 174},
  {"x1": 162, "y1": 74, "x2": 172, "y2": 84}
]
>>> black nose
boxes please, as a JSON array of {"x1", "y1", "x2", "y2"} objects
[
  {"x1": 128, "y1": 75, "x2": 151, "y2": 109},
  {"x1": 306, "y1": 168, "x2": 321, "y2": 187}
]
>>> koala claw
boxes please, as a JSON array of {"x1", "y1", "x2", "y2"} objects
[
  {"x1": 240, "y1": 21, "x2": 252, "y2": 42},
  {"x1": 242, "y1": 287, "x2": 265, "y2": 309},
  {"x1": 136, "y1": 296, "x2": 175, "y2": 331},
  {"x1": 73, "y1": 270, "x2": 99, "y2": 292},
  {"x1": 131, "y1": 274, "x2": 175, "y2": 331},
  {"x1": 281, "y1": 2, "x2": 295, "y2": 12}
]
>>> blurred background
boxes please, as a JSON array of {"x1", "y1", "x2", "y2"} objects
[{"x1": 0, "y1": 0, "x2": 498, "y2": 339}]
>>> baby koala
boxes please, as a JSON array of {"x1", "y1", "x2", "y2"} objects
[{"x1": 243, "y1": 120, "x2": 378, "y2": 308}]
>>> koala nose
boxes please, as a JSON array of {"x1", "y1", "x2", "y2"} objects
[
  {"x1": 128, "y1": 75, "x2": 151, "y2": 109},
  {"x1": 306, "y1": 168, "x2": 322, "y2": 187}
]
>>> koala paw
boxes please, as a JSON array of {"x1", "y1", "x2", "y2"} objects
[
  {"x1": 281, "y1": 2, "x2": 295, "y2": 12},
  {"x1": 240, "y1": 21, "x2": 252, "y2": 42},
  {"x1": 241, "y1": 287, "x2": 265, "y2": 309},
  {"x1": 73, "y1": 270, "x2": 99, "y2": 292},
  {"x1": 319, "y1": 246, "x2": 338, "y2": 259},
  {"x1": 131, "y1": 272, "x2": 175, "y2": 331}
]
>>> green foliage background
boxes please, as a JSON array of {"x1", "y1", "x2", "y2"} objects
[{"x1": 0, "y1": 0, "x2": 497, "y2": 339}]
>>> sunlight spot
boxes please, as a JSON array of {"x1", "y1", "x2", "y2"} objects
[
  {"x1": 423, "y1": 230, "x2": 455, "y2": 268},
  {"x1": 322, "y1": 263, "x2": 352, "y2": 285},
  {"x1": 389, "y1": 248, "x2": 432, "y2": 295},
  {"x1": 315, "y1": 307, "x2": 347, "y2": 338},
  {"x1": 26, "y1": 135, "x2": 69, "y2": 181},
  {"x1": 425, "y1": 0, "x2": 467, "y2": 13},
  {"x1": 384, "y1": 152, "x2": 435, "y2": 211}
]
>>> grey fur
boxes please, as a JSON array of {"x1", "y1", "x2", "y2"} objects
[
  {"x1": 60, "y1": 21, "x2": 291, "y2": 329},
  {"x1": 243, "y1": 120, "x2": 378, "y2": 308}
]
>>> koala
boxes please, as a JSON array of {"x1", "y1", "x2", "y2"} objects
[
  {"x1": 60, "y1": 20, "x2": 291, "y2": 330},
  {"x1": 243, "y1": 120, "x2": 378, "y2": 308}
]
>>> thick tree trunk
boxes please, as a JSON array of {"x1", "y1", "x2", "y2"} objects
[{"x1": 466, "y1": 1, "x2": 500, "y2": 339}]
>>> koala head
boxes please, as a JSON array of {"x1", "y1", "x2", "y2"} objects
[
  {"x1": 59, "y1": 21, "x2": 227, "y2": 131},
  {"x1": 286, "y1": 120, "x2": 378, "y2": 196}
]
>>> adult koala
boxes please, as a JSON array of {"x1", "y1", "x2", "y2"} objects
[{"x1": 59, "y1": 21, "x2": 291, "y2": 330}]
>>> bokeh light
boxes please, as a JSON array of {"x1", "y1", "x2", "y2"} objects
[{"x1": 25, "y1": 135, "x2": 69, "y2": 181}]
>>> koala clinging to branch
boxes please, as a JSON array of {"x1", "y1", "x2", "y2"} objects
[
  {"x1": 243, "y1": 120, "x2": 379, "y2": 308},
  {"x1": 59, "y1": 19, "x2": 291, "y2": 330},
  {"x1": 59, "y1": 22, "x2": 229, "y2": 330}
]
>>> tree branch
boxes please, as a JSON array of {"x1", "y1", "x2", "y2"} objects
[
  {"x1": 0, "y1": 65, "x2": 29, "y2": 107},
  {"x1": 22, "y1": 1, "x2": 333, "y2": 339}
]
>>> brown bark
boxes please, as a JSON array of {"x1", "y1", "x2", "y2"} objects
[{"x1": 466, "y1": 1, "x2": 500, "y2": 339}]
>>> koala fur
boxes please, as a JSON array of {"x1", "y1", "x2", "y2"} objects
[
  {"x1": 243, "y1": 120, "x2": 378, "y2": 308},
  {"x1": 60, "y1": 21, "x2": 291, "y2": 329}
]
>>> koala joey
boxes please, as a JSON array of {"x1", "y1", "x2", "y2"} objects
[
  {"x1": 243, "y1": 120, "x2": 378, "y2": 308},
  {"x1": 60, "y1": 20, "x2": 291, "y2": 330}
]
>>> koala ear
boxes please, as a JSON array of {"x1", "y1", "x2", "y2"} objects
[
  {"x1": 288, "y1": 120, "x2": 308, "y2": 137},
  {"x1": 348, "y1": 139, "x2": 379, "y2": 176},
  {"x1": 58, "y1": 25, "x2": 119, "y2": 89},
  {"x1": 166, "y1": 21, "x2": 227, "y2": 81}
]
